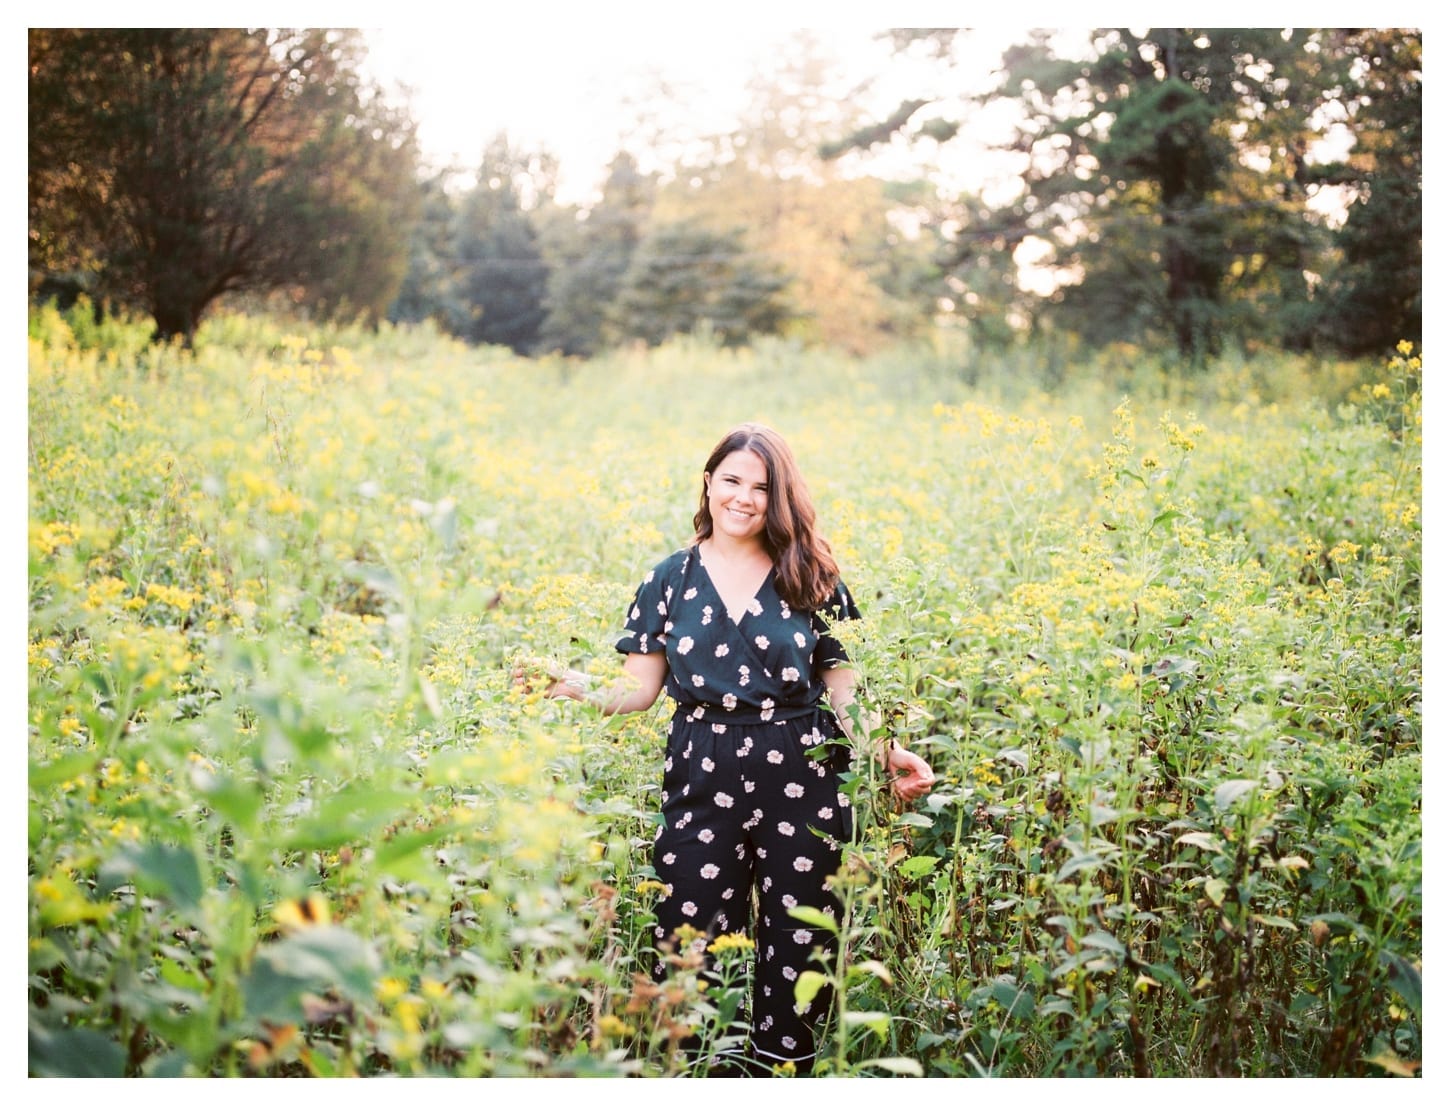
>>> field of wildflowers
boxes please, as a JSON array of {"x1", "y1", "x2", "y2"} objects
[{"x1": 27, "y1": 304, "x2": 1421, "y2": 1077}]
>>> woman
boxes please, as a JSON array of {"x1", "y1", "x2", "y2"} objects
[{"x1": 523, "y1": 422, "x2": 933, "y2": 1074}]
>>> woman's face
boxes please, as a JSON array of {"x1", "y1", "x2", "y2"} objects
[{"x1": 706, "y1": 449, "x2": 770, "y2": 545}]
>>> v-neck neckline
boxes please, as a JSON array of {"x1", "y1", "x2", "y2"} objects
[{"x1": 695, "y1": 543, "x2": 774, "y2": 626}]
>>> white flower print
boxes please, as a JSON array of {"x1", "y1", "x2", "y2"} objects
[
  {"x1": 781, "y1": 666, "x2": 800, "y2": 682},
  {"x1": 743, "y1": 780, "x2": 756, "y2": 794},
  {"x1": 793, "y1": 930, "x2": 813, "y2": 945},
  {"x1": 684, "y1": 587, "x2": 697, "y2": 600},
  {"x1": 794, "y1": 632, "x2": 807, "y2": 648},
  {"x1": 714, "y1": 791, "x2": 734, "y2": 808},
  {"x1": 715, "y1": 642, "x2": 729, "y2": 657},
  {"x1": 678, "y1": 636, "x2": 694, "y2": 655},
  {"x1": 631, "y1": 605, "x2": 641, "y2": 620},
  {"x1": 782, "y1": 1036, "x2": 797, "y2": 1051},
  {"x1": 838, "y1": 793, "x2": 850, "y2": 807},
  {"x1": 701, "y1": 605, "x2": 714, "y2": 625},
  {"x1": 644, "y1": 570, "x2": 656, "y2": 583},
  {"x1": 700, "y1": 863, "x2": 720, "y2": 879},
  {"x1": 701, "y1": 757, "x2": 715, "y2": 772},
  {"x1": 662, "y1": 852, "x2": 676, "y2": 866},
  {"x1": 657, "y1": 600, "x2": 667, "y2": 616},
  {"x1": 712, "y1": 723, "x2": 726, "y2": 734},
  {"x1": 722, "y1": 693, "x2": 738, "y2": 711},
  {"x1": 780, "y1": 601, "x2": 792, "y2": 618},
  {"x1": 766, "y1": 749, "x2": 784, "y2": 764},
  {"x1": 663, "y1": 620, "x2": 673, "y2": 634},
  {"x1": 689, "y1": 706, "x2": 705, "y2": 721},
  {"x1": 681, "y1": 901, "x2": 698, "y2": 918},
  {"x1": 793, "y1": 856, "x2": 813, "y2": 872},
  {"x1": 777, "y1": 821, "x2": 795, "y2": 836},
  {"x1": 818, "y1": 807, "x2": 833, "y2": 820},
  {"x1": 755, "y1": 635, "x2": 770, "y2": 649},
  {"x1": 784, "y1": 782, "x2": 805, "y2": 798},
  {"x1": 692, "y1": 674, "x2": 705, "y2": 688},
  {"x1": 698, "y1": 828, "x2": 714, "y2": 844},
  {"x1": 782, "y1": 966, "x2": 798, "y2": 982},
  {"x1": 781, "y1": 894, "x2": 797, "y2": 909},
  {"x1": 762, "y1": 876, "x2": 773, "y2": 892},
  {"x1": 760, "y1": 697, "x2": 775, "y2": 719},
  {"x1": 664, "y1": 756, "x2": 674, "y2": 772},
  {"x1": 738, "y1": 666, "x2": 750, "y2": 686},
  {"x1": 638, "y1": 633, "x2": 650, "y2": 650},
  {"x1": 748, "y1": 599, "x2": 764, "y2": 617},
  {"x1": 722, "y1": 887, "x2": 735, "y2": 900}
]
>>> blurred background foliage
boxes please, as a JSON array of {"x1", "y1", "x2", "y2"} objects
[{"x1": 29, "y1": 27, "x2": 1420, "y2": 363}]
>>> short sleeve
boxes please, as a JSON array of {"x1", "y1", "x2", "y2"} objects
[
  {"x1": 615, "y1": 562, "x2": 671, "y2": 656},
  {"x1": 812, "y1": 579, "x2": 861, "y2": 670}
]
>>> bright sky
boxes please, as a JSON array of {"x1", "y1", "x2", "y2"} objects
[{"x1": 360, "y1": 18, "x2": 1032, "y2": 206}]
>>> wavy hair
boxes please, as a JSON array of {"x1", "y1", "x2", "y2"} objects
[{"x1": 692, "y1": 422, "x2": 841, "y2": 611}]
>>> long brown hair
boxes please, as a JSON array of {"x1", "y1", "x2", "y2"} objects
[{"x1": 692, "y1": 422, "x2": 841, "y2": 611}]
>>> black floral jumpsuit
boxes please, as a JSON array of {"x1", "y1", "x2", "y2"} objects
[{"x1": 616, "y1": 545, "x2": 860, "y2": 1069}]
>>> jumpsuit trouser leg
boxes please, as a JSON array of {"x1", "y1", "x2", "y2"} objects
[{"x1": 651, "y1": 713, "x2": 851, "y2": 1073}]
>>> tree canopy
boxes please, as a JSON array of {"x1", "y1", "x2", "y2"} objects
[
  {"x1": 29, "y1": 28, "x2": 420, "y2": 345},
  {"x1": 826, "y1": 27, "x2": 1421, "y2": 359}
]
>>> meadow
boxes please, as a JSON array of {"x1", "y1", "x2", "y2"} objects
[{"x1": 26, "y1": 304, "x2": 1421, "y2": 1077}]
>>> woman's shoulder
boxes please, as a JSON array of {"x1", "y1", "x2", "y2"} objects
[{"x1": 637, "y1": 546, "x2": 694, "y2": 584}]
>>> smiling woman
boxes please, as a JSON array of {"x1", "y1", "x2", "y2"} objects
[{"x1": 516, "y1": 419, "x2": 934, "y2": 1074}]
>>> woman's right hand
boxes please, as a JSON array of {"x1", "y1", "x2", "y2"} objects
[{"x1": 511, "y1": 656, "x2": 564, "y2": 697}]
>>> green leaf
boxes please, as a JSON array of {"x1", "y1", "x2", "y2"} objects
[
  {"x1": 1176, "y1": 831, "x2": 1222, "y2": 852},
  {"x1": 863, "y1": 1056, "x2": 924, "y2": 1076},
  {"x1": 786, "y1": 905, "x2": 839, "y2": 934},
  {"x1": 843, "y1": 1010, "x2": 891, "y2": 1039},
  {"x1": 792, "y1": 970, "x2": 830, "y2": 1010},
  {"x1": 242, "y1": 924, "x2": 381, "y2": 1023},
  {"x1": 1379, "y1": 949, "x2": 1421, "y2": 1019},
  {"x1": 195, "y1": 772, "x2": 264, "y2": 833},
  {"x1": 29, "y1": 751, "x2": 99, "y2": 791},
  {"x1": 895, "y1": 812, "x2": 934, "y2": 828},
  {"x1": 1204, "y1": 877, "x2": 1228, "y2": 906},
  {"x1": 989, "y1": 979, "x2": 1035, "y2": 1020},
  {"x1": 1213, "y1": 779, "x2": 1258, "y2": 811},
  {"x1": 29, "y1": 1025, "x2": 127, "y2": 1077},
  {"x1": 101, "y1": 841, "x2": 204, "y2": 913},
  {"x1": 1080, "y1": 930, "x2": 1126, "y2": 956},
  {"x1": 896, "y1": 854, "x2": 940, "y2": 880},
  {"x1": 1149, "y1": 509, "x2": 1185, "y2": 533},
  {"x1": 278, "y1": 786, "x2": 404, "y2": 852}
]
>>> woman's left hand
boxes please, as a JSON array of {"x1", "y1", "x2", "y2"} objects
[{"x1": 885, "y1": 742, "x2": 935, "y2": 801}]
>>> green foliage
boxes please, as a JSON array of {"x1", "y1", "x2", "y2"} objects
[
  {"x1": 858, "y1": 28, "x2": 1421, "y2": 360},
  {"x1": 610, "y1": 220, "x2": 793, "y2": 348},
  {"x1": 28, "y1": 314, "x2": 1419, "y2": 1077},
  {"x1": 27, "y1": 29, "x2": 419, "y2": 345}
]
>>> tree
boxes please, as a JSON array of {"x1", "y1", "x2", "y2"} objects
[
  {"x1": 536, "y1": 152, "x2": 655, "y2": 357},
  {"x1": 1306, "y1": 30, "x2": 1422, "y2": 354},
  {"x1": 28, "y1": 29, "x2": 419, "y2": 345},
  {"x1": 833, "y1": 29, "x2": 1384, "y2": 359},
  {"x1": 610, "y1": 220, "x2": 793, "y2": 347},
  {"x1": 451, "y1": 135, "x2": 552, "y2": 353},
  {"x1": 389, "y1": 171, "x2": 473, "y2": 334},
  {"x1": 652, "y1": 33, "x2": 945, "y2": 354}
]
